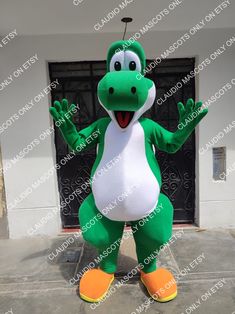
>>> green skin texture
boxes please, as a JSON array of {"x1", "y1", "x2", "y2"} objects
[{"x1": 49, "y1": 40, "x2": 208, "y2": 274}]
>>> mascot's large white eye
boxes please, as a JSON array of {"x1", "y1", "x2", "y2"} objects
[
  {"x1": 110, "y1": 51, "x2": 124, "y2": 72},
  {"x1": 124, "y1": 51, "x2": 142, "y2": 72}
]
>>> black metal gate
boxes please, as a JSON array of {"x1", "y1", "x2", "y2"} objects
[{"x1": 49, "y1": 58, "x2": 195, "y2": 228}]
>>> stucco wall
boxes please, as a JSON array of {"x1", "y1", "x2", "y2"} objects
[{"x1": 0, "y1": 147, "x2": 6, "y2": 219}]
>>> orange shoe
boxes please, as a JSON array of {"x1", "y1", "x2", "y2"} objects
[
  {"x1": 79, "y1": 269, "x2": 114, "y2": 302},
  {"x1": 140, "y1": 268, "x2": 177, "y2": 302}
]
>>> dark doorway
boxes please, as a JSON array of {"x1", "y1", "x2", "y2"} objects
[{"x1": 49, "y1": 58, "x2": 196, "y2": 228}]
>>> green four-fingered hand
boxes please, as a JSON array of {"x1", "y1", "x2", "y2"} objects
[
  {"x1": 49, "y1": 98, "x2": 77, "y2": 132},
  {"x1": 177, "y1": 98, "x2": 208, "y2": 132}
]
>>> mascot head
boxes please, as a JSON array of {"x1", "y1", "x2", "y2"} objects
[{"x1": 98, "y1": 40, "x2": 156, "y2": 130}]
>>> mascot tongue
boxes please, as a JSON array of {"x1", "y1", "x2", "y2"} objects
[{"x1": 116, "y1": 111, "x2": 132, "y2": 128}]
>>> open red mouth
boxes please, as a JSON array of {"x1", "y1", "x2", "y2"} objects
[{"x1": 114, "y1": 111, "x2": 134, "y2": 128}]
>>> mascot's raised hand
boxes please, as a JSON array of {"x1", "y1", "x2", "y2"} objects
[
  {"x1": 177, "y1": 98, "x2": 208, "y2": 131},
  {"x1": 49, "y1": 99, "x2": 77, "y2": 133}
]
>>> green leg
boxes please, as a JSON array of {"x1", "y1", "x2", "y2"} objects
[
  {"x1": 79, "y1": 193, "x2": 125, "y2": 274},
  {"x1": 131, "y1": 193, "x2": 174, "y2": 273}
]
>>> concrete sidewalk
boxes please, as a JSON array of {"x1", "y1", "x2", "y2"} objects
[{"x1": 0, "y1": 228, "x2": 235, "y2": 314}]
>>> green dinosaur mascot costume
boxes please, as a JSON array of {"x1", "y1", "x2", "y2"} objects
[{"x1": 49, "y1": 40, "x2": 208, "y2": 303}]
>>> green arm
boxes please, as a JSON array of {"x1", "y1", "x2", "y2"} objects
[
  {"x1": 151, "y1": 99, "x2": 208, "y2": 153},
  {"x1": 49, "y1": 99, "x2": 99, "y2": 153}
]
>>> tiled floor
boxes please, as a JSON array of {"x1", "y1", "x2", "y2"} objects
[{"x1": 0, "y1": 229, "x2": 235, "y2": 314}]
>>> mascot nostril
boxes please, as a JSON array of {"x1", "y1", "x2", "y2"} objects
[
  {"x1": 131, "y1": 86, "x2": 136, "y2": 94},
  {"x1": 109, "y1": 87, "x2": 114, "y2": 94},
  {"x1": 49, "y1": 39, "x2": 208, "y2": 304}
]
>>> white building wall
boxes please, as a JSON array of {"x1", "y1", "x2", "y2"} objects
[{"x1": 0, "y1": 28, "x2": 235, "y2": 238}]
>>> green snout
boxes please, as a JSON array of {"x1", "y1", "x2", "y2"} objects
[{"x1": 98, "y1": 71, "x2": 153, "y2": 111}]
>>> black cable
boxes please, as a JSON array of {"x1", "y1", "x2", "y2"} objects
[
  {"x1": 122, "y1": 22, "x2": 127, "y2": 40},
  {"x1": 121, "y1": 18, "x2": 132, "y2": 40}
]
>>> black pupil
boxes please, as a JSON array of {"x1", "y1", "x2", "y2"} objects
[
  {"x1": 114, "y1": 61, "x2": 121, "y2": 71},
  {"x1": 129, "y1": 61, "x2": 136, "y2": 70}
]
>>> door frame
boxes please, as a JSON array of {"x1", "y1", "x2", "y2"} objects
[{"x1": 48, "y1": 57, "x2": 198, "y2": 228}]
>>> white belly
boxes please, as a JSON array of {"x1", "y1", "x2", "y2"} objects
[{"x1": 92, "y1": 121, "x2": 160, "y2": 221}]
